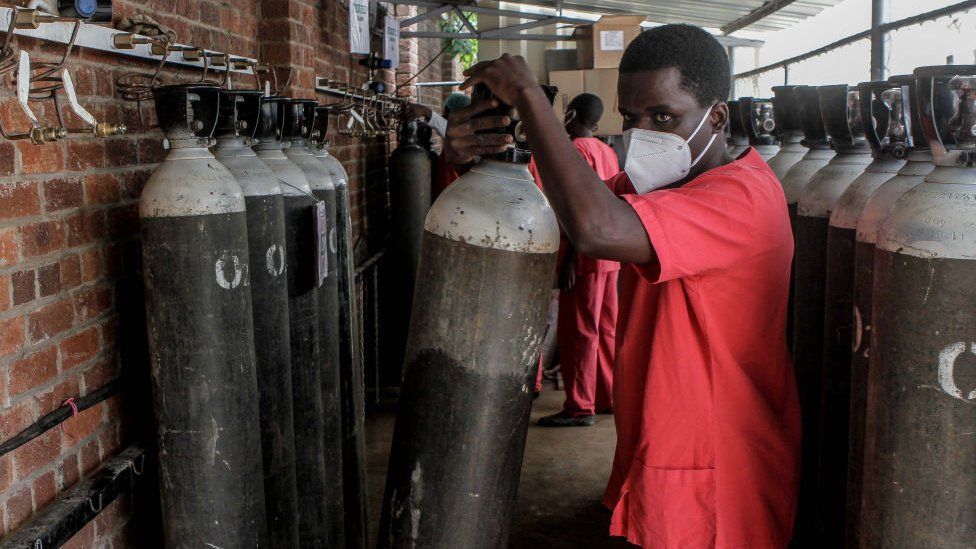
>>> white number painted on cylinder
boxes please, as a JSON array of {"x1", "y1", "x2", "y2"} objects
[
  {"x1": 852, "y1": 305, "x2": 863, "y2": 353},
  {"x1": 265, "y1": 243, "x2": 286, "y2": 277},
  {"x1": 215, "y1": 252, "x2": 243, "y2": 289},
  {"x1": 938, "y1": 342, "x2": 976, "y2": 403},
  {"x1": 329, "y1": 227, "x2": 338, "y2": 255}
]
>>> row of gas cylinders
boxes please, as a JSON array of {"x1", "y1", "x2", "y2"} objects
[
  {"x1": 741, "y1": 66, "x2": 975, "y2": 547},
  {"x1": 138, "y1": 84, "x2": 366, "y2": 547}
]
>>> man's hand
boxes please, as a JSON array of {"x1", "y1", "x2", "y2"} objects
[
  {"x1": 402, "y1": 103, "x2": 432, "y2": 122},
  {"x1": 442, "y1": 99, "x2": 513, "y2": 166},
  {"x1": 461, "y1": 54, "x2": 540, "y2": 107}
]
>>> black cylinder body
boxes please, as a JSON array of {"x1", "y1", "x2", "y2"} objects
[
  {"x1": 386, "y1": 121, "x2": 433, "y2": 385},
  {"x1": 214, "y1": 90, "x2": 299, "y2": 548},
  {"x1": 768, "y1": 85, "x2": 808, "y2": 180},
  {"x1": 254, "y1": 97, "x2": 332, "y2": 548},
  {"x1": 792, "y1": 84, "x2": 872, "y2": 547},
  {"x1": 726, "y1": 99, "x2": 749, "y2": 156},
  {"x1": 312, "y1": 115, "x2": 370, "y2": 549},
  {"x1": 861, "y1": 65, "x2": 976, "y2": 549},
  {"x1": 378, "y1": 157, "x2": 558, "y2": 548},
  {"x1": 283, "y1": 99, "x2": 345, "y2": 549},
  {"x1": 141, "y1": 84, "x2": 267, "y2": 547}
]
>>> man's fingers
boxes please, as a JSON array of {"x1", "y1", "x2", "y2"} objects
[
  {"x1": 456, "y1": 133, "x2": 512, "y2": 148},
  {"x1": 468, "y1": 115, "x2": 510, "y2": 132},
  {"x1": 449, "y1": 98, "x2": 498, "y2": 123},
  {"x1": 462, "y1": 59, "x2": 493, "y2": 77}
]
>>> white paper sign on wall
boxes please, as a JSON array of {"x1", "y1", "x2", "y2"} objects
[
  {"x1": 349, "y1": 0, "x2": 371, "y2": 54},
  {"x1": 600, "y1": 30, "x2": 625, "y2": 51},
  {"x1": 384, "y1": 15, "x2": 400, "y2": 68}
]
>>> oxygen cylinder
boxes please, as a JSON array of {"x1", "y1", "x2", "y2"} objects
[
  {"x1": 727, "y1": 99, "x2": 749, "y2": 156},
  {"x1": 282, "y1": 98, "x2": 345, "y2": 548},
  {"x1": 378, "y1": 90, "x2": 559, "y2": 549},
  {"x1": 845, "y1": 73, "x2": 934, "y2": 548},
  {"x1": 213, "y1": 89, "x2": 299, "y2": 548},
  {"x1": 739, "y1": 96, "x2": 780, "y2": 160},
  {"x1": 140, "y1": 84, "x2": 267, "y2": 546},
  {"x1": 253, "y1": 96, "x2": 331, "y2": 548},
  {"x1": 386, "y1": 120, "x2": 434, "y2": 384},
  {"x1": 767, "y1": 85, "x2": 808, "y2": 180},
  {"x1": 791, "y1": 84, "x2": 870, "y2": 547},
  {"x1": 782, "y1": 86, "x2": 836, "y2": 231},
  {"x1": 312, "y1": 107, "x2": 369, "y2": 549},
  {"x1": 815, "y1": 81, "x2": 905, "y2": 547},
  {"x1": 861, "y1": 65, "x2": 976, "y2": 547}
]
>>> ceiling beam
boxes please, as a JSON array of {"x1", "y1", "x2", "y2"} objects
[
  {"x1": 399, "y1": 4, "x2": 454, "y2": 28},
  {"x1": 721, "y1": 0, "x2": 800, "y2": 34}
]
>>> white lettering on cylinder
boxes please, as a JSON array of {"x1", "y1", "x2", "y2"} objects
[
  {"x1": 215, "y1": 252, "x2": 243, "y2": 289},
  {"x1": 265, "y1": 244, "x2": 285, "y2": 277},
  {"x1": 853, "y1": 305, "x2": 863, "y2": 353},
  {"x1": 938, "y1": 342, "x2": 976, "y2": 403}
]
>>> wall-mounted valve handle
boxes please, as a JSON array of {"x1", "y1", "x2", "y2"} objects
[
  {"x1": 112, "y1": 33, "x2": 151, "y2": 50},
  {"x1": 13, "y1": 8, "x2": 59, "y2": 29}
]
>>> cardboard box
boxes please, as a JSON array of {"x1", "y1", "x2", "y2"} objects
[
  {"x1": 548, "y1": 68, "x2": 623, "y2": 136},
  {"x1": 573, "y1": 15, "x2": 645, "y2": 70}
]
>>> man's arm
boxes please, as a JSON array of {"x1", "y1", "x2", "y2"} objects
[{"x1": 452, "y1": 55, "x2": 655, "y2": 264}]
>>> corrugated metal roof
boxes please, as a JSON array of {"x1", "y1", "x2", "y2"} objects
[{"x1": 505, "y1": 0, "x2": 846, "y2": 32}]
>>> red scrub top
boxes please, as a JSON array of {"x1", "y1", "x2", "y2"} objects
[
  {"x1": 604, "y1": 148, "x2": 800, "y2": 548},
  {"x1": 529, "y1": 136, "x2": 621, "y2": 273}
]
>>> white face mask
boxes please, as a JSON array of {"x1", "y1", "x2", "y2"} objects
[{"x1": 622, "y1": 104, "x2": 718, "y2": 194}]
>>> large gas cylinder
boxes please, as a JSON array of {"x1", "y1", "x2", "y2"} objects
[
  {"x1": 312, "y1": 107, "x2": 369, "y2": 549},
  {"x1": 213, "y1": 89, "x2": 299, "y2": 548},
  {"x1": 861, "y1": 65, "x2": 976, "y2": 547},
  {"x1": 726, "y1": 99, "x2": 749, "y2": 156},
  {"x1": 386, "y1": 119, "x2": 433, "y2": 385},
  {"x1": 815, "y1": 80, "x2": 905, "y2": 547},
  {"x1": 845, "y1": 73, "x2": 934, "y2": 548},
  {"x1": 253, "y1": 96, "x2": 331, "y2": 548},
  {"x1": 739, "y1": 96, "x2": 780, "y2": 160},
  {"x1": 782, "y1": 86, "x2": 836, "y2": 231},
  {"x1": 791, "y1": 84, "x2": 871, "y2": 547},
  {"x1": 282, "y1": 98, "x2": 345, "y2": 548},
  {"x1": 378, "y1": 96, "x2": 559, "y2": 548},
  {"x1": 767, "y1": 85, "x2": 808, "y2": 180},
  {"x1": 140, "y1": 84, "x2": 267, "y2": 546}
]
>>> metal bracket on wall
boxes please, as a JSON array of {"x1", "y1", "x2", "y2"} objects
[{"x1": 0, "y1": 7, "x2": 257, "y2": 75}]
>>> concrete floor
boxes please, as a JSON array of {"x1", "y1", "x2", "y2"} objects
[{"x1": 365, "y1": 387, "x2": 634, "y2": 548}]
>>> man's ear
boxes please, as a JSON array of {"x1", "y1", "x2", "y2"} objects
[{"x1": 712, "y1": 102, "x2": 729, "y2": 134}]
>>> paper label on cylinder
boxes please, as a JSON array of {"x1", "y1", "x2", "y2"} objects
[
  {"x1": 349, "y1": 0, "x2": 370, "y2": 54},
  {"x1": 315, "y1": 201, "x2": 329, "y2": 286}
]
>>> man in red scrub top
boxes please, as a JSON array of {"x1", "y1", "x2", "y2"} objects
[
  {"x1": 527, "y1": 93, "x2": 621, "y2": 427},
  {"x1": 443, "y1": 24, "x2": 801, "y2": 549}
]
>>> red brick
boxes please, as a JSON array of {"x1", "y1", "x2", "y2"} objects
[
  {"x1": 63, "y1": 401, "x2": 104, "y2": 448},
  {"x1": 65, "y1": 212, "x2": 106, "y2": 247},
  {"x1": 57, "y1": 452, "x2": 80, "y2": 491},
  {"x1": 60, "y1": 255, "x2": 82, "y2": 290},
  {"x1": 66, "y1": 141, "x2": 105, "y2": 172},
  {"x1": 79, "y1": 437, "x2": 100, "y2": 475},
  {"x1": 107, "y1": 205, "x2": 138, "y2": 239},
  {"x1": 0, "y1": 274, "x2": 9, "y2": 312},
  {"x1": 34, "y1": 376, "x2": 80, "y2": 417},
  {"x1": 80, "y1": 248, "x2": 101, "y2": 283},
  {"x1": 0, "y1": 315, "x2": 25, "y2": 357},
  {"x1": 0, "y1": 400, "x2": 34, "y2": 441},
  {"x1": 81, "y1": 356, "x2": 117, "y2": 390},
  {"x1": 37, "y1": 262, "x2": 61, "y2": 297},
  {"x1": 17, "y1": 141, "x2": 65, "y2": 174},
  {"x1": 4, "y1": 486, "x2": 32, "y2": 532},
  {"x1": 0, "y1": 142, "x2": 15, "y2": 177},
  {"x1": 136, "y1": 136, "x2": 165, "y2": 165},
  {"x1": 0, "y1": 455, "x2": 12, "y2": 494},
  {"x1": 98, "y1": 421, "x2": 121, "y2": 459},
  {"x1": 71, "y1": 65, "x2": 94, "y2": 96},
  {"x1": 120, "y1": 168, "x2": 151, "y2": 200},
  {"x1": 0, "y1": 181, "x2": 41, "y2": 219},
  {"x1": 32, "y1": 470, "x2": 57, "y2": 510},
  {"x1": 105, "y1": 138, "x2": 138, "y2": 168},
  {"x1": 62, "y1": 519, "x2": 95, "y2": 549},
  {"x1": 43, "y1": 177, "x2": 84, "y2": 211},
  {"x1": 73, "y1": 286, "x2": 110, "y2": 323},
  {"x1": 20, "y1": 219, "x2": 65, "y2": 257},
  {"x1": 29, "y1": 298, "x2": 75, "y2": 344},
  {"x1": 13, "y1": 429, "x2": 60, "y2": 479},
  {"x1": 100, "y1": 318, "x2": 118, "y2": 349},
  {"x1": 84, "y1": 173, "x2": 120, "y2": 205},
  {"x1": 0, "y1": 227, "x2": 18, "y2": 266},
  {"x1": 11, "y1": 269, "x2": 35, "y2": 305},
  {"x1": 9, "y1": 345, "x2": 58, "y2": 395},
  {"x1": 60, "y1": 326, "x2": 100, "y2": 369}
]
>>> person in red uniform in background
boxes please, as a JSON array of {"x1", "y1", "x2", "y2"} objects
[
  {"x1": 527, "y1": 93, "x2": 621, "y2": 427},
  {"x1": 443, "y1": 24, "x2": 800, "y2": 549}
]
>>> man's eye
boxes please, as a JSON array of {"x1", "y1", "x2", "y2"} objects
[{"x1": 653, "y1": 113, "x2": 673, "y2": 123}]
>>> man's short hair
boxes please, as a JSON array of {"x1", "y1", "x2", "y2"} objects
[
  {"x1": 444, "y1": 92, "x2": 472, "y2": 114},
  {"x1": 619, "y1": 24, "x2": 730, "y2": 106},
  {"x1": 567, "y1": 93, "x2": 604, "y2": 127}
]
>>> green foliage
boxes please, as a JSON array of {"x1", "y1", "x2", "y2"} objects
[{"x1": 438, "y1": 12, "x2": 478, "y2": 69}]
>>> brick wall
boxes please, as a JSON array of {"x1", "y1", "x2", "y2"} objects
[{"x1": 0, "y1": 1, "x2": 452, "y2": 545}]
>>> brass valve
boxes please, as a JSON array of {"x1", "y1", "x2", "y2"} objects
[
  {"x1": 113, "y1": 33, "x2": 152, "y2": 50},
  {"x1": 182, "y1": 48, "x2": 203, "y2": 62},
  {"x1": 230, "y1": 58, "x2": 251, "y2": 71},
  {"x1": 149, "y1": 42, "x2": 185, "y2": 57},
  {"x1": 253, "y1": 63, "x2": 271, "y2": 74},
  {"x1": 29, "y1": 126, "x2": 67, "y2": 145},
  {"x1": 13, "y1": 9, "x2": 58, "y2": 30},
  {"x1": 95, "y1": 123, "x2": 127, "y2": 138},
  {"x1": 206, "y1": 53, "x2": 227, "y2": 67}
]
